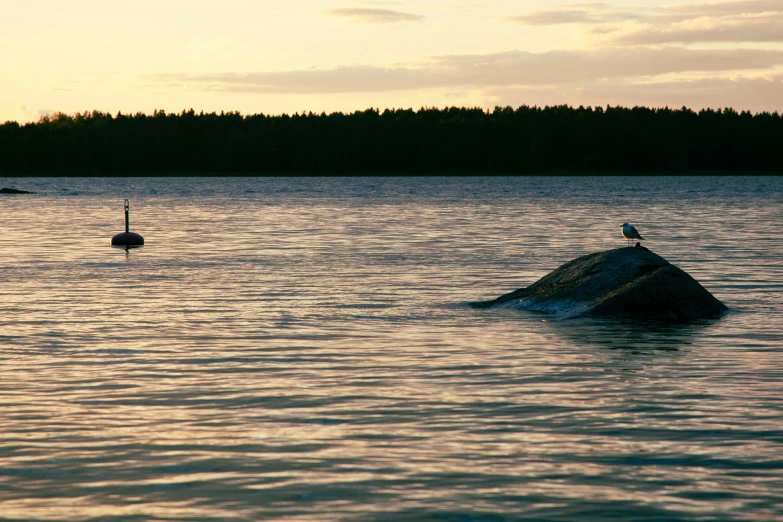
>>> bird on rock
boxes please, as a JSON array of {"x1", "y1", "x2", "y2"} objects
[{"x1": 622, "y1": 222, "x2": 644, "y2": 245}]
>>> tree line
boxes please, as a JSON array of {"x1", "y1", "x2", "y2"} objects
[{"x1": 1, "y1": 105, "x2": 781, "y2": 175}]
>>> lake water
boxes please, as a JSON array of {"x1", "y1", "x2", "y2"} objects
[{"x1": 0, "y1": 176, "x2": 781, "y2": 521}]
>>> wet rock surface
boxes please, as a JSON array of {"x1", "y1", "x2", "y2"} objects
[{"x1": 474, "y1": 246, "x2": 727, "y2": 322}]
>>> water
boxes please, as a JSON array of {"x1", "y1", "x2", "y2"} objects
[{"x1": 0, "y1": 176, "x2": 781, "y2": 521}]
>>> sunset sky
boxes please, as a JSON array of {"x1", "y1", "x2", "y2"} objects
[{"x1": 2, "y1": 0, "x2": 782, "y2": 123}]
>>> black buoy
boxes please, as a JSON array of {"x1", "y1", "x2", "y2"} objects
[{"x1": 111, "y1": 200, "x2": 144, "y2": 247}]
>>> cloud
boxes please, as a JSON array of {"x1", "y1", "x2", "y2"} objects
[
  {"x1": 435, "y1": 47, "x2": 783, "y2": 83},
  {"x1": 613, "y1": 11, "x2": 783, "y2": 44},
  {"x1": 504, "y1": 2, "x2": 643, "y2": 26},
  {"x1": 153, "y1": 66, "x2": 441, "y2": 94},
  {"x1": 146, "y1": 47, "x2": 783, "y2": 95},
  {"x1": 324, "y1": 8, "x2": 424, "y2": 24},
  {"x1": 507, "y1": 0, "x2": 783, "y2": 43},
  {"x1": 506, "y1": 9, "x2": 602, "y2": 26},
  {"x1": 488, "y1": 76, "x2": 783, "y2": 113},
  {"x1": 664, "y1": 0, "x2": 783, "y2": 17}
]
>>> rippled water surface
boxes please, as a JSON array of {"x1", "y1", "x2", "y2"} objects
[{"x1": 1, "y1": 176, "x2": 781, "y2": 521}]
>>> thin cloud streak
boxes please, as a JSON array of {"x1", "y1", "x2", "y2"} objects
[
  {"x1": 506, "y1": 9, "x2": 601, "y2": 25},
  {"x1": 505, "y1": 3, "x2": 644, "y2": 26},
  {"x1": 147, "y1": 47, "x2": 783, "y2": 94},
  {"x1": 665, "y1": 0, "x2": 783, "y2": 17},
  {"x1": 613, "y1": 12, "x2": 783, "y2": 44},
  {"x1": 509, "y1": 0, "x2": 783, "y2": 24},
  {"x1": 324, "y1": 8, "x2": 424, "y2": 24},
  {"x1": 507, "y1": 0, "x2": 783, "y2": 44}
]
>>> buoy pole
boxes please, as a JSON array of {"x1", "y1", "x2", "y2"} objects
[{"x1": 111, "y1": 199, "x2": 144, "y2": 247}]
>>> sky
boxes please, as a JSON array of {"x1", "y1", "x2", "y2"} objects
[{"x1": 2, "y1": 0, "x2": 782, "y2": 123}]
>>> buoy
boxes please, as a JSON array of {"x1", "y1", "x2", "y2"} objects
[{"x1": 111, "y1": 200, "x2": 144, "y2": 247}]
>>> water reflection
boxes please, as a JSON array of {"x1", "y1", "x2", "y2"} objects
[
  {"x1": 111, "y1": 244, "x2": 144, "y2": 260},
  {"x1": 546, "y1": 317, "x2": 720, "y2": 352}
]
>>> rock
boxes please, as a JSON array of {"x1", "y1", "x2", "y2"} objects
[
  {"x1": 473, "y1": 246, "x2": 727, "y2": 322},
  {"x1": 0, "y1": 187, "x2": 34, "y2": 194}
]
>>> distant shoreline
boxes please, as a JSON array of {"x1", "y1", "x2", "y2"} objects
[{"x1": 2, "y1": 106, "x2": 782, "y2": 175}]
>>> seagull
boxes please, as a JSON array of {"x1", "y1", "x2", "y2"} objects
[{"x1": 622, "y1": 222, "x2": 644, "y2": 245}]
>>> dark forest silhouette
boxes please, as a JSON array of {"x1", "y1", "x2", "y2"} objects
[{"x1": 1, "y1": 105, "x2": 781, "y2": 174}]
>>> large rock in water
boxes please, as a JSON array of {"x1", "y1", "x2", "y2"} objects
[{"x1": 474, "y1": 246, "x2": 727, "y2": 321}]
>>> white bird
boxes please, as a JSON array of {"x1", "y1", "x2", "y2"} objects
[{"x1": 622, "y1": 222, "x2": 644, "y2": 245}]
